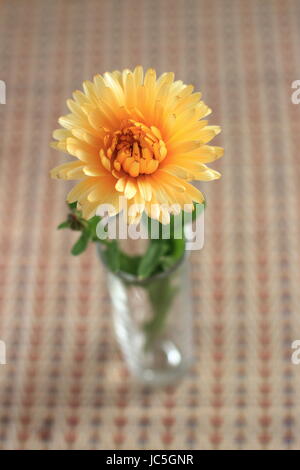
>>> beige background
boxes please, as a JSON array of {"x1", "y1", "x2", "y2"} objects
[{"x1": 0, "y1": 0, "x2": 300, "y2": 449}]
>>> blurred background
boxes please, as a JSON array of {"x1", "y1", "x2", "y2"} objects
[{"x1": 1, "y1": 0, "x2": 300, "y2": 450}]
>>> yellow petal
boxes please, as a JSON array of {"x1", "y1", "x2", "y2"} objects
[
  {"x1": 181, "y1": 182, "x2": 204, "y2": 204},
  {"x1": 124, "y1": 179, "x2": 137, "y2": 199},
  {"x1": 50, "y1": 161, "x2": 85, "y2": 180},
  {"x1": 133, "y1": 65, "x2": 144, "y2": 87},
  {"x1": 128, "y1": 161, "x2": 140, "y2": 177},
  {"x1": 83, "y1": 165, "x2": 108, "y2": 176},
  {"x1": 197, "y1": 126, "x2": 221, "y2": 143},
  {"x1": 53, "y1": 129, "x2": 71, "y2": 141},
  {"x1": 137, "y1": 177, "x2": 152, "y2": 202},
  {"x1": 81, "y1": 201, "x2": 101, "y2": 219},
  {"x1": 115, "y1": 177, "x2": 126, "y2": 192},
  {"x1": 67, "y1": 178, "x2": 99, "y2": 203},
  {"x1": 87, "y1": 180, "x2": 117, "y2": 202}
]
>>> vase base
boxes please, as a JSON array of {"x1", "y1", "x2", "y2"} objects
[
  {"x1": 126, "y1": 340, "x2": 192, "y2": 386},
  {"x1": 134, "y1": 364, "x2": 191, "y2": 387}
]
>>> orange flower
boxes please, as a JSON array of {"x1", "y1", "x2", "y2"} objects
[{"x1": 50, "y1": 66, "x2": 223, "y2": 223}]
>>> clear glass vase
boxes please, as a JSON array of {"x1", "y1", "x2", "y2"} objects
[{"x1": 97, "y1": 242, "x2": 193, "y2": 386}]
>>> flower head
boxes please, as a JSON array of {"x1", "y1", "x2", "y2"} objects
[{"x1": 50, "y1": 66, "x2": 223, "y2": 223}]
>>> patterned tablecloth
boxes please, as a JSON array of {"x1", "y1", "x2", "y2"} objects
[{"x1": 1, "y1": 0, "x2": 300, "y2": 450}]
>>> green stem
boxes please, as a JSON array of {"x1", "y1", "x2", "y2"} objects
[{"x1": 143, "y1": 275, "x2": 177, "y2": 350}]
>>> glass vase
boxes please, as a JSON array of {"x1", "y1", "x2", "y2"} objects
[{"x1": 98, "y1": 242, "x2": 193, "y2": 386}]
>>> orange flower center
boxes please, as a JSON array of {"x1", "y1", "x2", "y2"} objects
[{"x1": 100, "y1": 120, "x2": 167, "y2": 178}]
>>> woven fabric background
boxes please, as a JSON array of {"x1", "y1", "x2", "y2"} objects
[{"x1": 1, "y1": 0, "x2": 300, "y2": 450}]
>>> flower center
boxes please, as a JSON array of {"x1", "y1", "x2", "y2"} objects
[{"x1": 100, "y1": 120, "x2": 167, "y2": 178}]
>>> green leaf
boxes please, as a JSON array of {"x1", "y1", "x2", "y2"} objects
[
  {"x1": 71, "y1": 230, "x2": 90, "y2": 256},
  {"x1": 120, "y1": 253, "x2": 141, "y2": 276},
  {"x1": 171, "y1": 238, "x2": 185, "y2": 259},
  {"x1": 159, "y1": 256, "x2": 175, "y2": 270},
  {"x1": 68, "y1": 201, "x2": 77, "y2": 211},
  {"x1": 159, "y1": 238, "x2": 185, "y2": 270},
  {"x1": 137, "y1": 240, "x2": 168, "y2": 279},
  {"x1": 190, "y1": 200, "x2": 206, "y2": 222},
  {"x1": 57, "y1": 220, "x2": 70, "y2": 230},
  {"x1": 88, "y1": 215, "x2": 101, "y2": 241},
  {"x1": 104, "y1": 240, "x2": 120, "y2": 273}
]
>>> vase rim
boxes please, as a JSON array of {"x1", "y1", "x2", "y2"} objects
[{"x1": 97, "y1": 242, "x2": 188, "y2": 285}]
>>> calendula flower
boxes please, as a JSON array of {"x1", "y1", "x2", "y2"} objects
[{"x1": 50, "y1": 66, "x2": 223, "y2": 223}]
